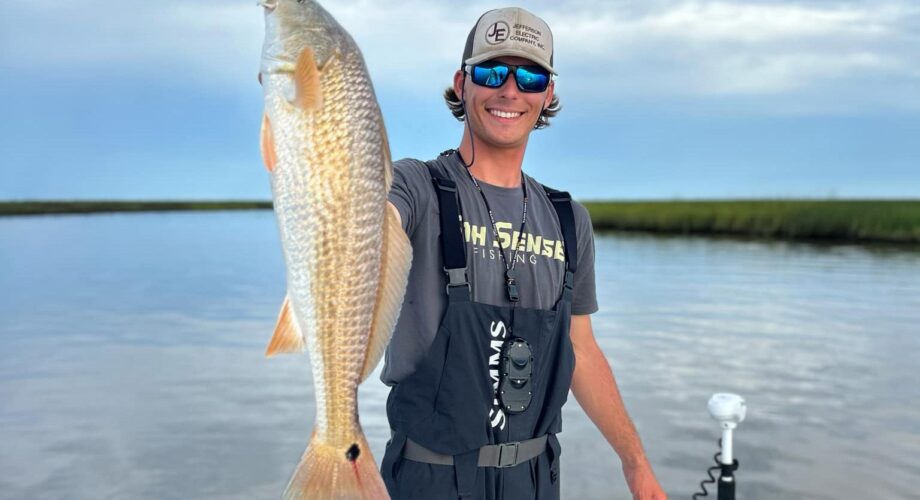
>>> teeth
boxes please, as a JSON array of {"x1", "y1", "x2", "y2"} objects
[{"x1": 489, "y1": 109, "x2": 522, "y2": 119}]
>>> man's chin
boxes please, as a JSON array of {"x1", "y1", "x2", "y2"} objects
[
  {"x1": 477, "y1": 126, "x2": 530, "y2": 146},
  {"x1": 479, "y1": 136, "x2": 529, "y2": 151}
]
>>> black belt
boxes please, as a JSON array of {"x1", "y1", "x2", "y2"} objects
[{"x1": 402, "y1": 435, "x2": 548, "y2": 468}]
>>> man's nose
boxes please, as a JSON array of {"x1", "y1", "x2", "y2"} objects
[{"x1": 497, "y1": 75, "x2": 522, "y2": 99}]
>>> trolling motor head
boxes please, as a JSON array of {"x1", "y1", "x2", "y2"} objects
[
  {"x1": 693, "y1": 393, "x2": 747, "y2": 500},
  {"x1": 708, "y1": 393, "x2": 746, "y2": 430}
]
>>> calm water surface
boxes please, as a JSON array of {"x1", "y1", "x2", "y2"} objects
[{"x1": 1, "y1": 212, "x2": 918, "y2": 499}]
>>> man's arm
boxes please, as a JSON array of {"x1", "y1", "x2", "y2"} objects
[{"x1": 570, "y1": 313, "x2": 667, "y2": 499}]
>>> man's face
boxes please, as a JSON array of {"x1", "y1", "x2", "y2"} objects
[{"x1": 453, "y1": 56, "x2": 555, "y2": 150}]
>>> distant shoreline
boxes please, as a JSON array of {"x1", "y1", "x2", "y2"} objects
[
  {"x1": 584, "y1": 199, "x2": 920, "y2": 244},
  {"x1": 2, "y1": 199, "x2": 918, "y2": 244},
  {"x1": 0, "y1": 201, "x2": 272, "y2": 216}
]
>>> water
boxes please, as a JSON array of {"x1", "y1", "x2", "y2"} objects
[{"x1": 1, "y1": 212, "x2": 918, "y2": 499}]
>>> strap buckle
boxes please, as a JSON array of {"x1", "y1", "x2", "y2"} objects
[
  {"x1": 444, "y1": 267, "x2": 470, "y2": 295},
  {"x1": 496, "y1": 442, "x2": 520, "y2": 468}
]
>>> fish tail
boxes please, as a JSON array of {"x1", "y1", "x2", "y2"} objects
[{"x1": 283, "y1": 431, "x2": 388, "y2": 500}]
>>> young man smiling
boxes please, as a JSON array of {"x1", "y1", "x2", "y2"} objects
[{"x1": 379, "y1": 7, "x2": 667, "y2": 499}]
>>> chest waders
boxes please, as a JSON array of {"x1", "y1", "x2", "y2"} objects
[{"x1": 380, "y1": 162, "x2": 579, "y2": 499}]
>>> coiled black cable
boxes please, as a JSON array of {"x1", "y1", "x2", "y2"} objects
[{"x1": 691, "y1": 439, "x2": 722, "y2": 499}]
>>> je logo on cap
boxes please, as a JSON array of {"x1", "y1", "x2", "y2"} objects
[{"x1": 485, "y1": 21, "x2": 509, "y2": 45}]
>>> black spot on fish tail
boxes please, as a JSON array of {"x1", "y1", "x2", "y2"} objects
[{"x1": 346, "y1": 443, "x2": 360, "y2": 462}]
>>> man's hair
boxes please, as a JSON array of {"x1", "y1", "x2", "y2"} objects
[{"x1": 442, "y1": 86, "x2": 562, "y2": 129}]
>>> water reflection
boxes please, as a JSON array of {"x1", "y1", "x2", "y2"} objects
[{"x1": 1, "y1": 215, "x2": 917, "y2": 499}]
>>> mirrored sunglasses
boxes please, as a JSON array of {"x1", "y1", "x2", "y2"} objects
[{"x1": 466, "y1": 61, "x2": 551, "y2": 93}]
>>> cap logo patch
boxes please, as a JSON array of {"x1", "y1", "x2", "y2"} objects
[{"x1": 485, "y1": 21, "x2": 509, "y2": 45}]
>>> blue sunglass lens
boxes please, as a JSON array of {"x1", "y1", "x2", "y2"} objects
[
  {"x1": 472, "y1": 64, "x2": 510, "y2": 88},
  {"x1": 515, "y1": 67, "x2": 549, "y2": 92}
]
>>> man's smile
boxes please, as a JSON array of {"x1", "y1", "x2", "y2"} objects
[{"x1": 487, "y1": 108, "x2": 525, "y2": 121}]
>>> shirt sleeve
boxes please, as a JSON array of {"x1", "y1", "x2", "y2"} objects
[
  {"x1": 387, "y1": 158, "x2": 432, "y2": 237},
  {"x1": 571, "y1": 200, "x2": 599, "y2": 315}
]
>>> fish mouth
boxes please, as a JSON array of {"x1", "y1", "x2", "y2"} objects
[
  {"x1": 257, "y1": 0, "x2": 278, "y2": 10},
  {"x1": 261, "y1": 61, "x2": 296, "y2": 77}
]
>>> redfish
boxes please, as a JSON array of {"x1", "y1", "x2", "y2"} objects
[{"x1": 257, "y1": 0, "x2": 411, "y2": 498}]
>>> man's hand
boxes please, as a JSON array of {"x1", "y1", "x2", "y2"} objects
[{"x1": 623, "y1": 459, "x2": 668, "y2": 500}]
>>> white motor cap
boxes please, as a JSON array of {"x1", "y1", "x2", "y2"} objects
[{"x1": 708, "y1": 393, "x2": 747, "y2": 425}]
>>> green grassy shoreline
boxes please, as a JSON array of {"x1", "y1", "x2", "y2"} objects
[
  {"x1": 583, "y1": 200, "x2": 920, "y2": 244},
  {"x1": 3, "y1": 199, "x2": 919, "y2": 244},
  {"x1": 0, "y1": 200, "x2": 272, "y2": 216}
]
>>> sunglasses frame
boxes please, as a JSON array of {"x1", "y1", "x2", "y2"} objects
[{"x1": 464, "y1": 62, "x2": 553, "y2": 93}]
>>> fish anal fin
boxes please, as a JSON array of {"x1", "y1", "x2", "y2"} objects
[
  {"x1": 294, "y1": 48, "x2": 323, "y2": 111},
  {"x1": 266, "y1": 295, "x2": 304, "y2": 357},
  {"x1": 260, "y1": 113, "x2": 277, "y2": 172},
  {"x1": 360, "y1": 203, "x2": 412, "y2": 381}
]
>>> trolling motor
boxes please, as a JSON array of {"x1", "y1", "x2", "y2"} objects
[{"x1": 693, "y1": 393, "x2": 746, "y2": 500}]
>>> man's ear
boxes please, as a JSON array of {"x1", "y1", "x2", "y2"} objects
[
  {"x1": 544, "y1": 80, "x2": 555, "y2": 109},
  {"x1": 453, "y1": 69, "x2": 466, "y2": 101}
]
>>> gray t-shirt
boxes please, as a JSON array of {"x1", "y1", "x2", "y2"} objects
[{"x1": 381, "y1": 151, "x2": 598, "y2": 386}]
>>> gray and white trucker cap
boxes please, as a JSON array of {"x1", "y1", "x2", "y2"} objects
[{"x1": 462, "y1": 7, "x2": 556, "y2": 75}]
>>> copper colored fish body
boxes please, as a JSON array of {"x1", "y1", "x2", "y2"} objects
[{"x1": 258, "y1": 1, "x2": 411, "y2": 498}]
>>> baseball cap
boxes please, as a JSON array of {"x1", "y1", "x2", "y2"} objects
[{"x1": 462, "y1": 7, "x2": 556, "y2": 75}]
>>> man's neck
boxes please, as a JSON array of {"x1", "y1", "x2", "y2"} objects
[{"x1": 456, "y1": 133, "x2": 527, "y2": 188}]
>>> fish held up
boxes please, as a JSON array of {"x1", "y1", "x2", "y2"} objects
[{"x1": 257, "y1": 0, "x2": 411, "y2": 498}]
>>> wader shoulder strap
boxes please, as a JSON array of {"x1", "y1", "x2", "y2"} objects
[
  {"x1": 426, "y1": 161, "x2": 470, "y2": 300},
  {"x1": 542, "y1": 185, "x2": 578, "y2": 288}
]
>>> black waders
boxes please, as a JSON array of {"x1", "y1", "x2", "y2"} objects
[{"x1": 380, "y1": 162, "x2": 579, "y2": 500}]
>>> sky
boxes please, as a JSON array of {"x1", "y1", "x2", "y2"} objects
[{"x1": 1, "y1": 0, "x2": 918, "y2": 201}]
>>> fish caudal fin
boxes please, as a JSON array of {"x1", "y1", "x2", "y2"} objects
[
  {"x1": 360, "y1": 203, "x2": 412, "y2": 382},
  {"x1": 283, "y1": 432, "x2": 389, "y2": 500},
  {"x1": 265, "y1": 295, "x2": 304, "y2": 356}
]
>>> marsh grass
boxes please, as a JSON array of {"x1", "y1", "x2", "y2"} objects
[
  {"x1": 0, "y1": 201, "x2": 271, "y2": 216},
  {"x1": 583, "y1": 200, "x2": 920, "y2": 244}
]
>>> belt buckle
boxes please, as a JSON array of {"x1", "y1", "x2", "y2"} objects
[{"x1": 497, "y1": 442, "x2": 519, "y2": 468}]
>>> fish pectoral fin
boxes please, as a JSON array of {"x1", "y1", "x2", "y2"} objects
[
  {"x1": 294, "y1": 48, "x2": 323, "y2": 111},
  {"x1": 360, "y1": 203, "x2": 412, "y2": 381},
  {"x1": 259, "y1": 113, "x2": 277, "y2": 172},
  {"x1": 265, "y1": 294, "x2": 304, "y2": 356}
]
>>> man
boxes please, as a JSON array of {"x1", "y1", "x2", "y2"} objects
[{"x1": 379, "y1": 7, "x2": 667, "y2": 499}]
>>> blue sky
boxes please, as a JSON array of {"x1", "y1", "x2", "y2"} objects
[{"x1": 1, "y1": 0, "x2": 918, "y2": 201}]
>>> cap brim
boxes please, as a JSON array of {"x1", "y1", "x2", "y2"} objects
[{"x1": 465, "y1": 49, "x2": 557, "y2": 75}]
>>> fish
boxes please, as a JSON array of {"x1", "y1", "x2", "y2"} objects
[{"x1": 256, "y1": 0, "x2": 412, "y2": 498}]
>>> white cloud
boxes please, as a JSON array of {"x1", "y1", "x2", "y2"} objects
[
  {"x1": 2, "y1": 0, "x2": 918, "y2": 111},
  {"x1": 547, "y1": 1, "x2": 919, "y2": 103},
  {"x1": 699, "y1": 51, "x2": 900, "y2": 95},
  {"x1": 619, "y1": 2, "x2": 895, "y2": 42}
]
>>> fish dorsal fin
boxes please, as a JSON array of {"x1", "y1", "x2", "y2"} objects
[
  {"x1": 265, "y1": 294, "x2": 305, "y2": 356},
  {"x1": 360, "y1": 203, "x2": 412, "y2": 381},
  {"x1": 294, "y1": 48, "x2": 323, "y2": 111},
  {"x1": 259, "y1": 113, "x2": 277, "y2": 172}
]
